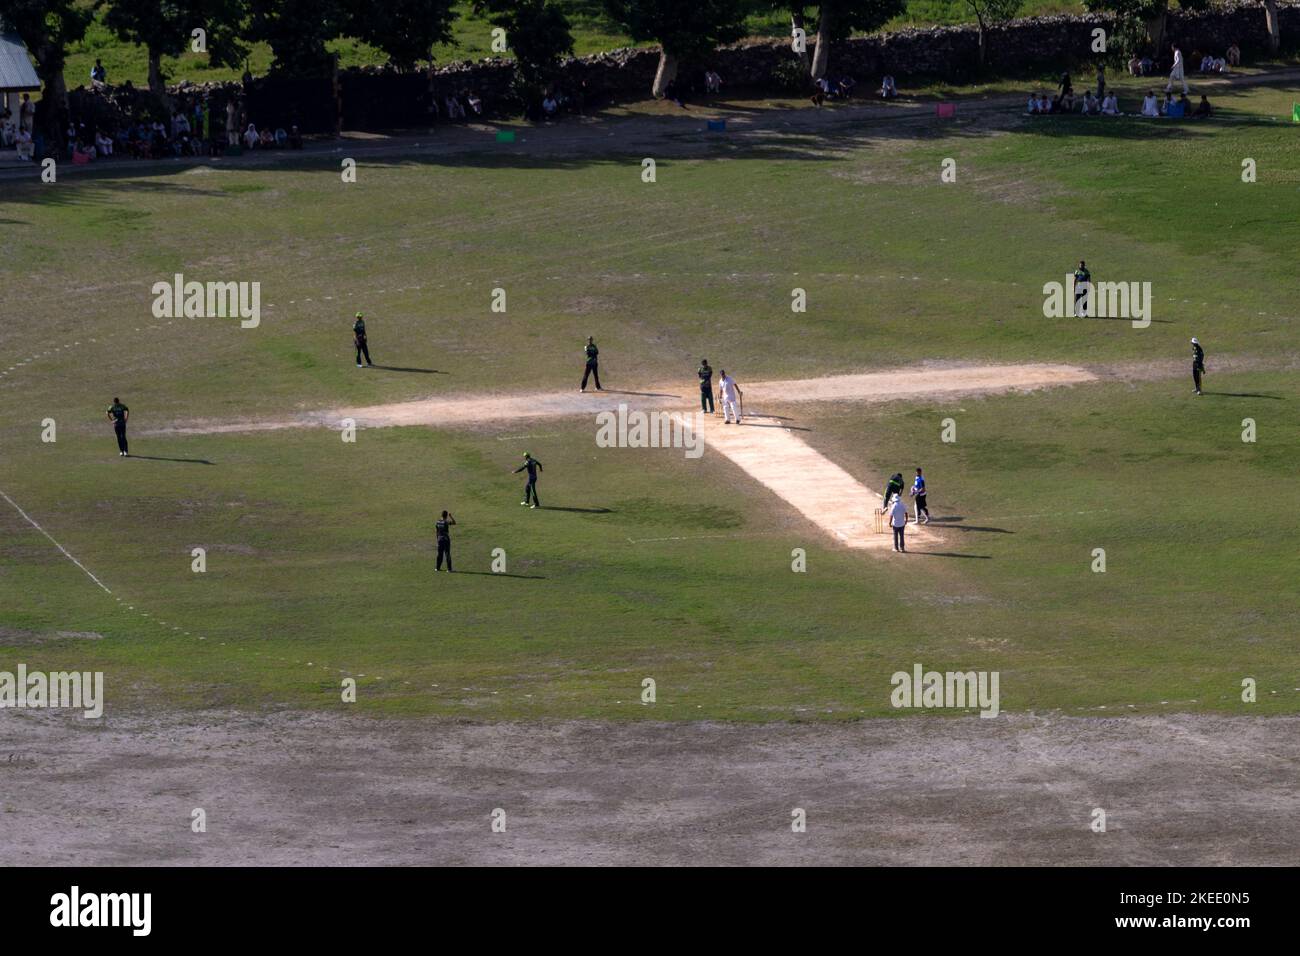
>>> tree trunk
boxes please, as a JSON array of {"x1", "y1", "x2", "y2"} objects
[
  {"x1": 977, "y1": 23, "x2": 986, "y2": 69},
  {"x1": 147, "y1": 47, "x2": 167, "y2": 98},
  {"x1": 792, "y1": 12, "x2": 810, "y2": 72},
  {"x1": 1143, "y1": 13, "x2": 1167, "y2": 58},
  {"x1": 811, "y1": 3, "x2": 833, "y2": 80},
  {"x1": 31, "y1": 43, "x2": 69, "y2": 145},
  {"x1": 652, "y1": 50, "x2": 678, "y2": 97},
  {"x1": 1265, "y1": 0, "x2": 1281, "y2": 54}
]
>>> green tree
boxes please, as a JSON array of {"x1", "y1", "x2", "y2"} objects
[
  {"x1": 799, "y1": 0, "x2": 907, "y2": 81},
  {"x1": 247, "y1": 0, "x2": 457, "y2": 75},
  {"x1": 1083, "y1": 0, "x2": 1208, "y2": 58},
  {"x1": 347, "y1": 0, "x2": 458, "y2": 70},
  {"x1": 602, "y1": 0, "x2": 752, "y2": 96},
  {"x1": 100, "y1": 0, "x2": 249, "y2": 97},
  {"x1": 963, "y1": 0, "x2": 1021, "y2": 69},
  {"x1": 0, "y1": 0, "x2": 92, "y2": 139},
  {"x1": 472, "y1": 0, "x2": 574, "y2": 87},
  {"x1": 246, "y1": 0, "x2": 345, "y2": 75}
]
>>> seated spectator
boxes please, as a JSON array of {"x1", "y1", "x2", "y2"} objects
[
  {"x1": 446, "y1": 95, "x2": 466, "y2": 120},
  {"x1": 243, "y1": 123, "x2": 259, "y2": 149},
  {"x1": 1026, "y1": 91, "x2": 1039, "y2": 114},
  {"x1": 90, "y1": 59, "x2": 106, "y2": 85},
  {"x1": 1140, "y1": 56, "x2": 1154, "y2": 76},
  {"x1": 1193, "y1": 94, "x2": 1212, "y2": 118},
  {"x1": 1082, "y1": 90, "x2": 1099, "y2": 114},
  {"x1": 542, "y1": 93, "x2": 558, "y2": 117},
  {"x1": 1061, "y1": 90, "x2": 1076, "y2": 112},
  {"x1": 95, "y1": 130, "x2": 114, "y2": 157},
  {"x1": 1141, "y1": 91, "x2": 1160, "y2": 117},
  {"x1": 836, "y1": 75, "x2": 856, "y2": 98},
  {"x1": 1128, "y1": 54, "x2": 1142, "y2": 77},
  {"x1": 16, "y1": 127, "x2": 34, "y2": 160},
  {"x1": 811, "y1": 75, "x2": 830, "y2": 106},
  {"x1": 259, "y1": 128, "x2": 274, "y2": 147},
  {"x1": 274, "y1": 127, "x2": 288, "y2": 147},
  {"x1": 1199, "y1": 54, "x2": 1215, "y2": 73},
  {"x1": 0, "y1": 108, "x2": 14, "y2": 147},
  {"x1": 1227, "y1": 43, "x2": 1241, "y2": 67},
  {"x1": 1213, "y1": 56, "x2": 1228, "y2": 74},
  {"x1": 879, "y1": 75, "x2": 897, "y2": 98},
  {"x1": 704, "y1": 70, "x2": 722, "y2": 94},
  {"x1": 1160, "y1": 91, "x2": 1175, "y2": 116},
  {"x1": 1101, "y1": 92, "x2": 1120, "y2": 115},
  {"x1": 288, "y1": 125, "x2": 303, "y2": 149},
  {"x1": 1037, "y1": 92, "x2": 1051, "y2": 114},
  {"x1": 467, "y1": 90, "x2": 483, "y2": 114}
]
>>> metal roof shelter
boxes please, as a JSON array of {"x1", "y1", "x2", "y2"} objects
[{"x1": 1, "y1": 21, "x2": 41, "y2": 93}]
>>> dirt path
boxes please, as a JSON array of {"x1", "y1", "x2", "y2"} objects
[{"x1": 5, "y1": 709, "x2": 1297, "y2": 866}]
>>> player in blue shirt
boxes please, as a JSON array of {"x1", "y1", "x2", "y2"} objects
[{"x1": 910, "y1": 468, "x2": 930, "y2": 524}]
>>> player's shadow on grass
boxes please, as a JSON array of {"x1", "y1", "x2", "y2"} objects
[
  {"x1": 448, "y1": 570, "x2": 546, "y2": 579},
  {"x1": 929, "y1": 516, "x2": 1012, "y2": 534},
  {"x1": 129, "y1": 455, "x2": 214, "y2": 465},
  {"x1": 738, "y1": 421, "x2": 811, "y2": 431},
  {"x1": 369, "y1": 365, "x2": 445, "y2": 374},
  {"x1": 1075, "y1": 314, "x2": 1174, "y2": 324},
  {"x1": 598, "y1": 389, "x2": 679, "y2": 398},
  {"x1": 539, "y1": 506, "x2": 614, "y2": 514},
  {"x1": 1203, "y1": 391, "x2": 1283, "y2": 399},
  {"x1": 913, "y1": 551, "x2": 992, "y2": 559}
]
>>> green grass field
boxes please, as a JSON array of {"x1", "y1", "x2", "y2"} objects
[{"x1": 3, "y1": 81, "x2": 1297, "y2": 722}]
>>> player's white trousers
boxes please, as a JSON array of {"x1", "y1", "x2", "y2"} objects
[{"x1": 722, "y1": 399, "x2": 741, "y2": 422}]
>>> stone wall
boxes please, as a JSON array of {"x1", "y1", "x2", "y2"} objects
[{"x1": 69, "y1": 2, "x2": 1300, "y2": 135}]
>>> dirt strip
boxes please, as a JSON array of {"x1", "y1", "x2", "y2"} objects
[
  {"x1": 4, "y1": 709, "x2": 1297, "y2": 866},
  {"x1": 151, "y1": 363, "x2": 1095, "y2": 435}
]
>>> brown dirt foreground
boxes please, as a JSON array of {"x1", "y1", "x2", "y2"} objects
[{"x1": 3, "y1": 710, "x2": 1297, "y2": 866}]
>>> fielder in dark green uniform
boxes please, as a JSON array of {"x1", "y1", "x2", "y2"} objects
[
  {"x1": 1191, "y1": 337, "x2": 1205, "y2": 395},
  {"x1": 1073, "y1": 260, "x2": 1091, "y2": 317},
  {"x1": 697, "y1": 359, "x2": 714, "y2": 413},
  {"x1": 435, "y1": 510, "x2": 456, "y2": 571},
  {"x1": 580, "y1": 337, "x2": 602, "y2": 392},
  {"x1": 514, "y1": 452, "x2": 543, "y2": 508},
  {"x1": 106, "y1": 398, "x2": 130, "y2": 457},
  {"x1": 354, "y1": 312, "x2": 373, "y2": 367}
]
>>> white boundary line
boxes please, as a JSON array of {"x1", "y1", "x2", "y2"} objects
[{"x1": 0, "y1": 489, "x2": 113, "y2": 594}]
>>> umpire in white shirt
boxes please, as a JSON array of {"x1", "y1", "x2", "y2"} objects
[{"x1": 888, "y1": 494, "x2": 910, "y2": 552}]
